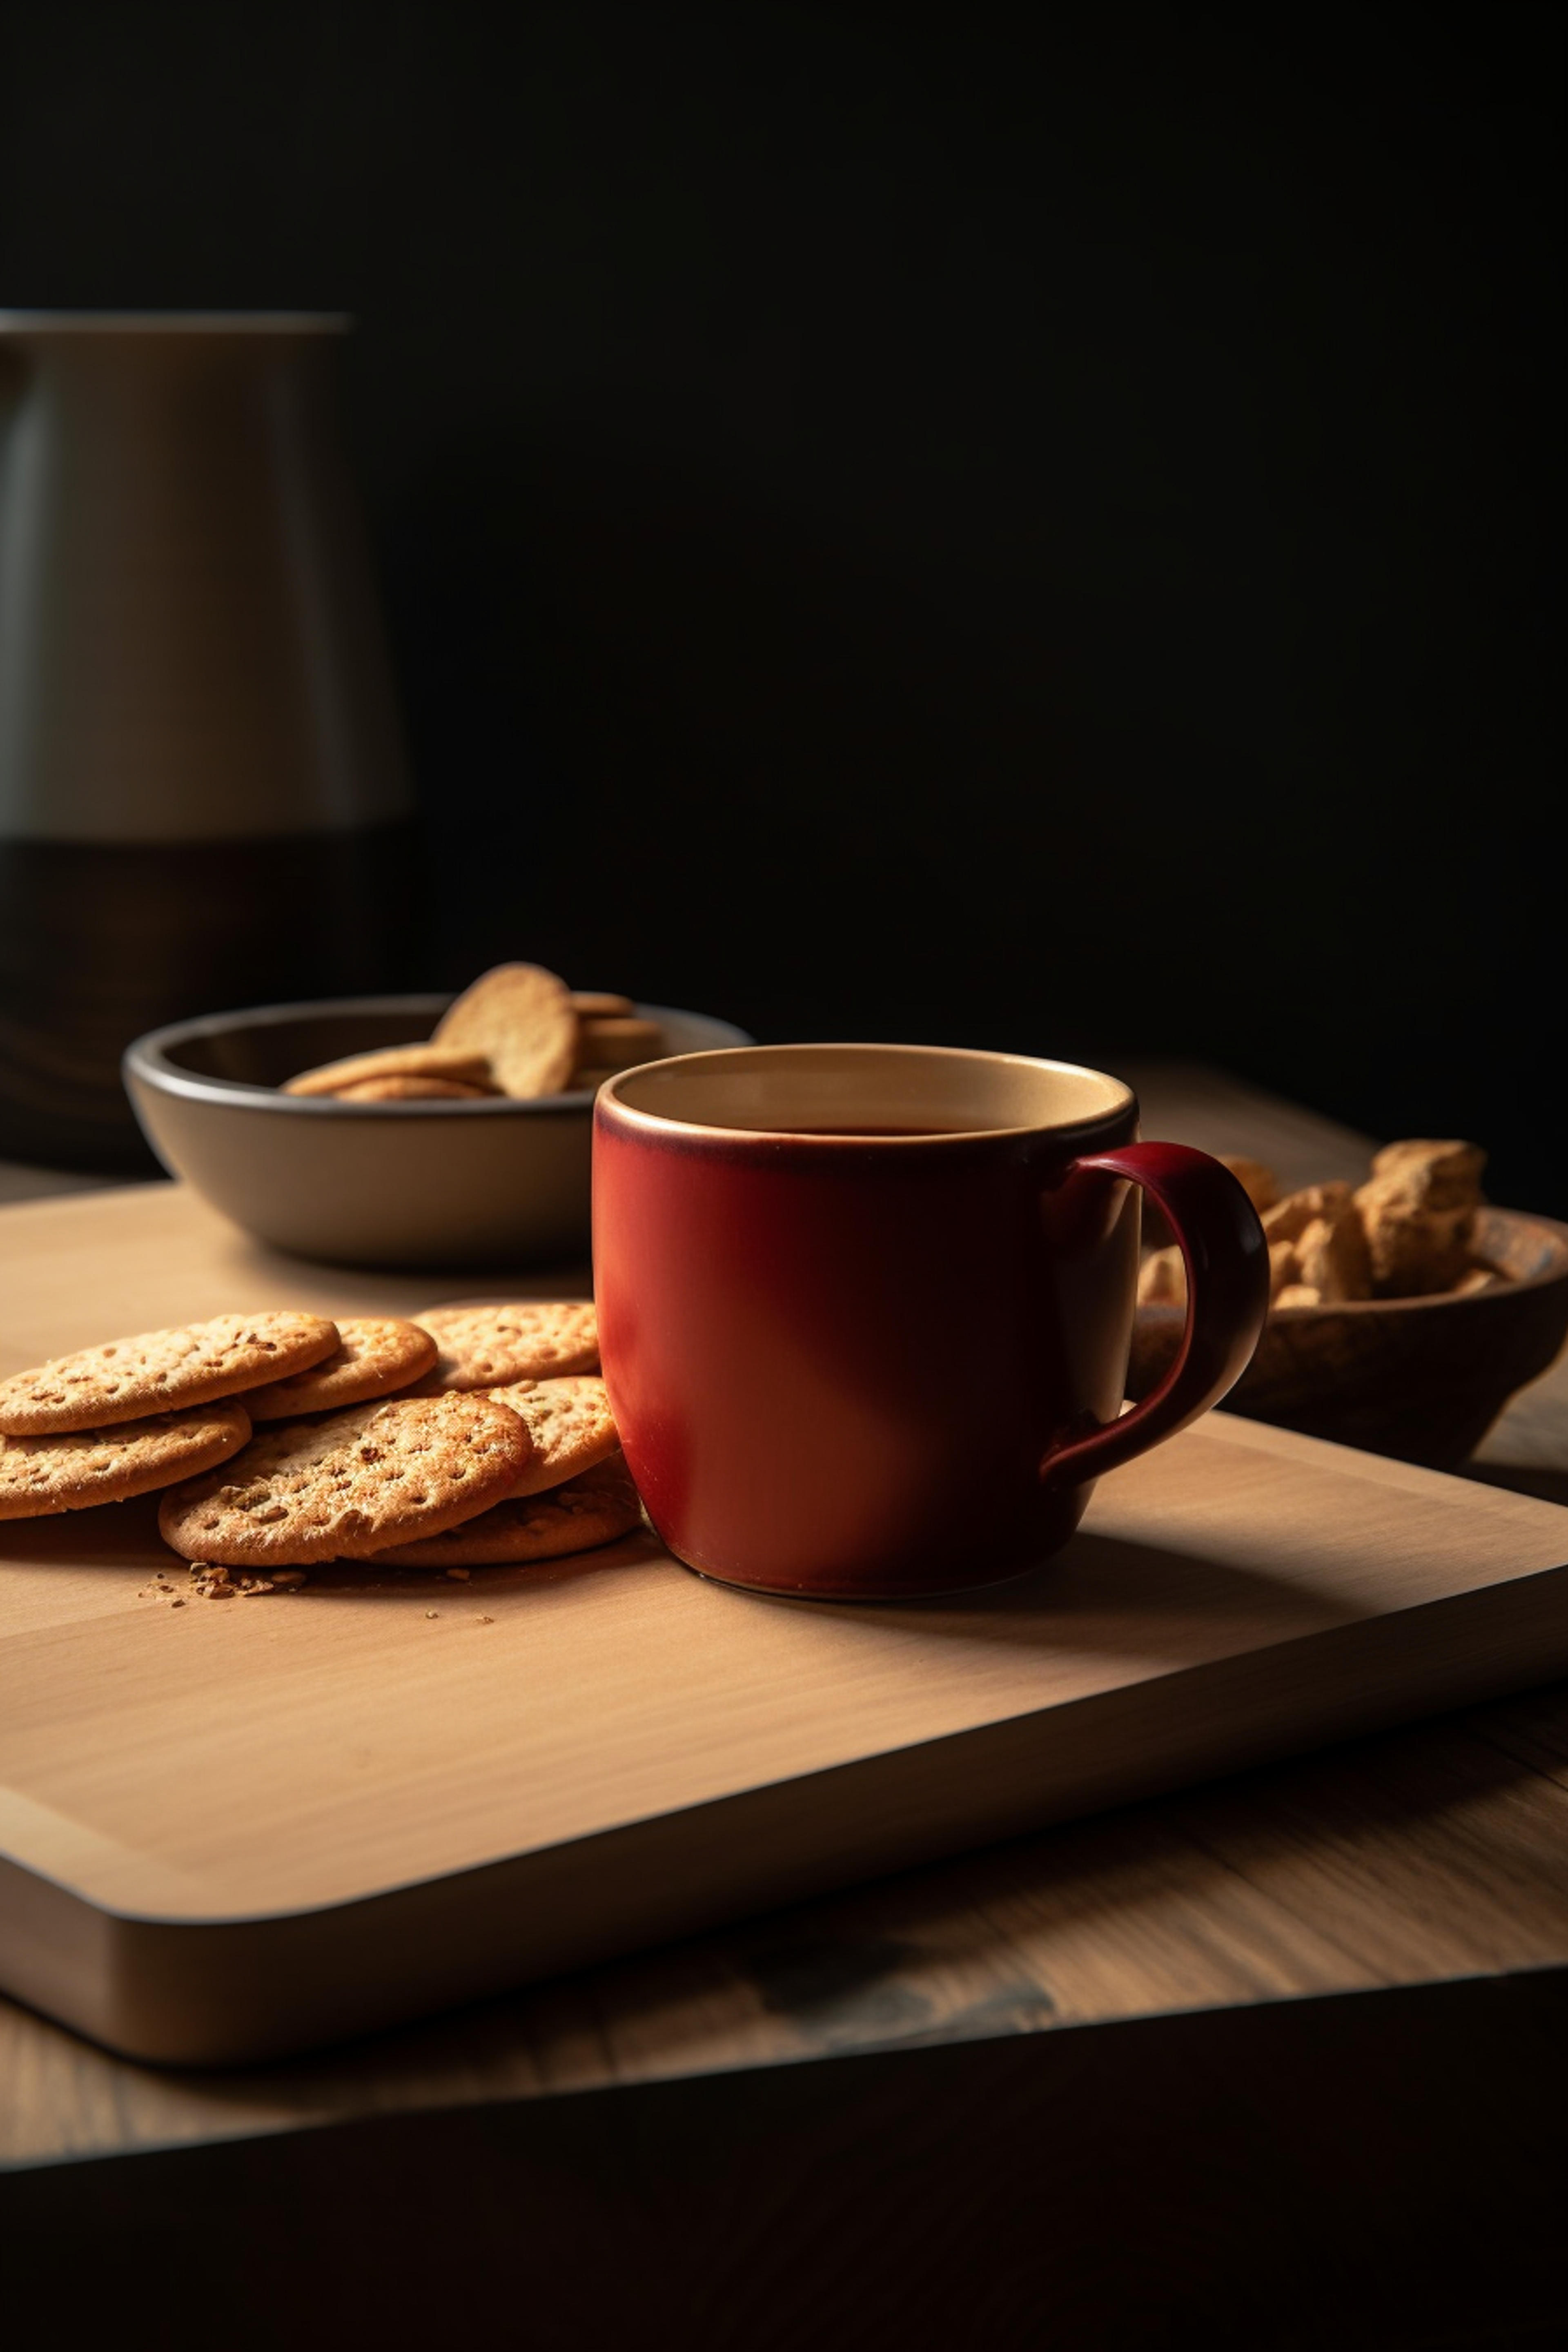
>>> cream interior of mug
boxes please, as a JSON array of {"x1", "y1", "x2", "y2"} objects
[{"x1": 608, "y1": 1045, "x2": 1133, "y2": 1136}]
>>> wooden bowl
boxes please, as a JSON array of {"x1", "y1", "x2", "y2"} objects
[{"x1": 1129, "y1": 1206, "x2": 1568, "y2": 1468}]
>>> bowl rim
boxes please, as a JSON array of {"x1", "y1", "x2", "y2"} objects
[
  {"x1": 122, "y1": 993, "x2": 754, "y2": 1116},
  {"x1": 1138, "y1": 1203, "x2": 1568, "y2": 1318}
]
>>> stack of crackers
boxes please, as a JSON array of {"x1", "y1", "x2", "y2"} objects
[
  {"x1": 1140, "y1": 1138, "x2": 1503, "y2": 1312},
  {"x1": 0, "y1": 1303, "x2": 641, "y2": 1590},
  {"x1": 283, "y1": 963, "x2": 665, "y2": 1102}
]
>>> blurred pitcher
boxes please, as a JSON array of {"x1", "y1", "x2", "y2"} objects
[{"x1": 0, "y1": 311, "x2": 413, "y2": 1170}]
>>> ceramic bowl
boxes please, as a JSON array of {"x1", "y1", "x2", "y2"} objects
[
  {"x1": 1129, "y1": 1205, "x2": 1568, "y2": 1468},
  {"x1": 124, "y1": 993, "x2": 752, "y2": 1270}
]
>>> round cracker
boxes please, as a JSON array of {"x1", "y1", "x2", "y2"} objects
[
  {"x1": 0, "y1": 1312, "x2": 341, "y2": 1437},
  {"x1": 370, "y1": 1454, "x2": 641, "y2": 1568},
  {"x1": 416, "y1": 1302, "x2": 599, "y2": 1390},
  {"x1": 283, "y1": 1044, "x2": 494, "y2": 1097},
  {"x1": 575, "y1": 1016, "x2": 664, "y2": 1059},
  {"x1": 432, "y1": 963, "x2": 579, "y2": 1098},
  {"x1": 568, "y1": 991, "x2": 635, "y2": 1018},
  {"x1": 245, "y1": 1319, "x2": 441, "y2": 1421},
  {"x1": 158, "y1": 1394, "x2": 532, "y2": 1567},
  {"x1": 332, "y1": 1075, "x2": 497, "y2": 1102},
  {"x1": 0, "y1": 1400, "x2": 252, "y2": 1520},
  {"x1": 483, "y1": 1376, "x2": 619, "y2": 1497}
]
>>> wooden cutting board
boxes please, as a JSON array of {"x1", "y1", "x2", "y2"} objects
[{"x1": 2, "y1": 1183, "x2": 1567, "y2": 2067}]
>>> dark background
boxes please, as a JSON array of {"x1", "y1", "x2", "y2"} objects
[{"x1": 1, "y1": 1, "x2": 1561, "y2": 1205}]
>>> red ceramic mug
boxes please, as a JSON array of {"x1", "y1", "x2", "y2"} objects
[{"x1": 593, "y1": 1045, "x2": 1268, "y2": 1599}]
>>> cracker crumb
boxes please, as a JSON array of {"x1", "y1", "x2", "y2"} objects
[
  {"x1": 170, "y1": 1597, "x2": 185, "y2": 1608},
  {"x1": 425, "y1": 1609, "x2": 439, "y2": 1619},
  {"x1": 476, "y1": 1614, "x2": 494, "y2": 1624}
]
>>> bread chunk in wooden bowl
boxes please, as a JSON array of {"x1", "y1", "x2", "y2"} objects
[{"x1": 1129, "y1": 1141, "x2": 1568, "y2": 1467}]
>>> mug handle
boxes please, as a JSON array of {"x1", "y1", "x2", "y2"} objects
[{"x1": 1039, "y1": 1141, "x2": 1270, "y2": 1490}]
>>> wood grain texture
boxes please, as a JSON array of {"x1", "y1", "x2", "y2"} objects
[
  {"x1": 6, "y1": 1685, "x2": 1568, "y2": 2170},
  {"x1": 7, "y1": 1412, "x2": 1565, "y2": 2062},
  {"x1": 3, "y1": 1063, "x2": 1566, "y2": 2192},
  {"x1": 0, "y1": 1155, "x2": 110, "y2": 1205},
  {"x1": 4, "y1": 1409, "x2": 1565, "y2": 1921},
  {"x1": 0, "y1": 1180, "x2": 591, "y2": 1365},
  {"x1": 2, "y1": 1174, "x2": 1567, "y2": 2060}
]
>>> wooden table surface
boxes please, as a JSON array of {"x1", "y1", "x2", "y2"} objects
[{"x1": 4, "y1": 1064, "x2": 1565, "y2": 2352}]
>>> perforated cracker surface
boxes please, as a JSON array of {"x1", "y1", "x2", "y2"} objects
[
  {"x1": 0, "y1": 1313, "x2": 341, "y2": 1436},
  {"x1": 370, "y1": 1453, "x2": 641, "y2": 1567},
  {"x1": 245, "y1": 1319, "x2": 440, "y2": 1421},
  {"x1": 157, "y1": 1394, "x2": 532, "y2": 1566},
  {"x1": 0, "y1": 1401, "x2": 252, "y2": 1519},
  {"x1": 483, "y1": 1376, "x2": 619, "y2": 1496},
  {"x1": 417, "y1": 1302, "x2": 599, "y2": 1391}
]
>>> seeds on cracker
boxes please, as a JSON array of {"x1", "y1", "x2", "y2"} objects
[
  {"x1": 369, "y1": 1453, "x2": 642, "y2": 1568},
  {"x1": 0, "y1": 1400, "x2": 253, "y2": 1519},
  {"x1": 244, "y1": 1318, "x2": 440, "y2": 1421},
  {"x1": 416, "y1": 1301, "x2": 600, "y2": 1391},
  {"x1": 157, "y1": 1393, "x2": 532, "y2": 1566},
  {"x1": 433, "y1": 963, "x2": 581, "y2": 1099},
  {"x1": 283, "y1": 1044, "x2": 497, "y2": 1097},
  {"x1": 481, "y1": 1375, "x2": 619, "y2": 1497},
  {"x1": 0, "y1": 1312, "x2": 340, "y2": 1437}
]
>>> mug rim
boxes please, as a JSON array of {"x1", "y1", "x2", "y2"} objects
[{"x1": 598, "y1": 1041, "x2": 1137, "y2": 1145}]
